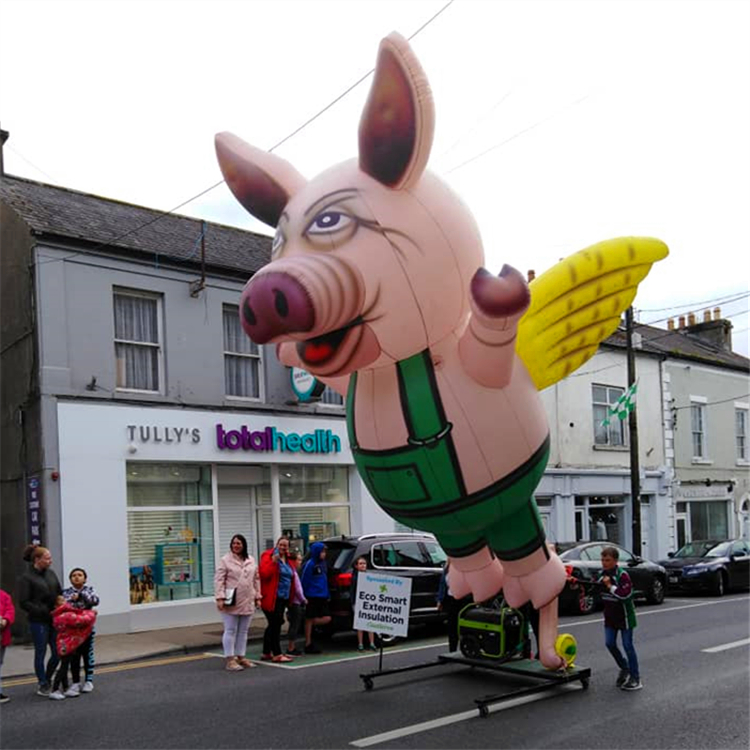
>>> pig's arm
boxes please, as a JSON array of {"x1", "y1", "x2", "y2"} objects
[
  {"x1": 458, "y1": 265, "x2": 530, "y2": 389},
  {"x1": 276, "y1": 342, "x2": 351, "y2": 395}
]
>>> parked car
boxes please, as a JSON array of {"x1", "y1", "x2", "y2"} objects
[
  {"x1": 555, "y1": 541, "x2": 668, "y2": 615},
  {"x1": 320, "y1": 532, "x2": 448, "y2": 638},
  {"x1": 658, "y1": 539, "x2": 750, "y2": 596}
]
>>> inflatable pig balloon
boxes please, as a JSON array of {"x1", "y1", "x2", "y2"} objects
[{"x1": 216, "y1": 32, "x2": 668, "y2": 669}]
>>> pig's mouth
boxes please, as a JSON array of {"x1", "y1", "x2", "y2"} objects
[{"x1": 297, "y1": 316, "x2": 364, "y2": 367}]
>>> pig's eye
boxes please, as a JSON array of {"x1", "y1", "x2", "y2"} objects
[
  {"x1": 271, "y1": 229, "x2": 286, "y2": 256},
  {"x1": 307, "y1": 210, "x2": 354, "y2": 235}
]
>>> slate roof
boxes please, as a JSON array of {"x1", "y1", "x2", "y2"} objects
[
  {"x1": 603, "y1": 322, "x2": 749, "y2": 372},
  {"x1": 0, "y1": 174, "x2": 271, "y2": 277}
]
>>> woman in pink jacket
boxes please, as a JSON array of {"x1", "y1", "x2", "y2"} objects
[{"x1": 214, "y1": 534, "x2": 261, "y2": 672}]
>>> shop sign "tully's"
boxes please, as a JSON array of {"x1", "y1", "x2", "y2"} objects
[{"x1": 216, "y1": 424, "x2": 342, "y2": 454}]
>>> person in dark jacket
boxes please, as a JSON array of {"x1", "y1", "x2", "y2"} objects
[
  {"x1": 18, "y1": 544, "x2": 62, "y2": 696},
  {"x1": 437, "y1": 561, "x2": 472, "y2": 652},
  {"x1": 598, "y1": 546, "x2": 642, "y2": 691},
  {"x1": 300, "y1": 542, "x2": 331, "y2": 654}
]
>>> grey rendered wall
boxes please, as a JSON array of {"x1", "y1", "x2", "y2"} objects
[{"x1": 34, "y1": 246, "x2": 298, "y2": 408}]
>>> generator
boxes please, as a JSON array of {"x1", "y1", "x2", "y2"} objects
[{"x1": 457, "y1": 599, "x2": 531, "y2": 661}]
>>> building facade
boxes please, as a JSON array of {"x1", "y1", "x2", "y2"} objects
[{"x1": 0, "y1": 172, "x2": 391, "y2": 634}]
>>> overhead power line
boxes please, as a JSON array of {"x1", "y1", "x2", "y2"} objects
[{"x1": 28, "y1": 0, "x2": 456, "y2": 269}]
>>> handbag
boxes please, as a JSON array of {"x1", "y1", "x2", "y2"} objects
[{"x1": 224, "y1": 587, "x2": 237, "y2": 606}]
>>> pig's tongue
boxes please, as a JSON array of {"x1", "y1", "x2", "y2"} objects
[{"x1": 298, "y1": 328, "x2": 348, "y2": 366}]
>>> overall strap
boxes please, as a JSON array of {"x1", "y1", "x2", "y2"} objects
[
  {"x1": 346, "y1": 351, "x2": 452, "y2": 449},
  {"x1": 397, "y1": 350, "x2": 452, "y2": 446}
]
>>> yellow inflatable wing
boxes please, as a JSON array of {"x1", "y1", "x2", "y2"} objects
[{"x1": 517, "y1": 237, "x2": 669, "y2": 391}]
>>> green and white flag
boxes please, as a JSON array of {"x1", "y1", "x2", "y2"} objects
[{"x1": 601, "y1": 381, "x2": 638, "y2": 426}]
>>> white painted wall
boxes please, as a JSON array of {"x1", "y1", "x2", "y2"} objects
[{"x1": 57, "y1": 401, "x2": 355, "y2": 633}]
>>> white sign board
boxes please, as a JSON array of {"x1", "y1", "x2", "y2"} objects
[{"x1": 353, "y1": 572, "x2": 412, "y2": 638}]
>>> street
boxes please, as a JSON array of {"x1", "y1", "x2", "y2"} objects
[{"x1": 2, "y1": 594, "x2": 748, "y2": 750}]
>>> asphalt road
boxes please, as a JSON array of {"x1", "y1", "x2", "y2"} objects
[{"x1": 2, "y1": 593, "x2": 748, "y2": 750}]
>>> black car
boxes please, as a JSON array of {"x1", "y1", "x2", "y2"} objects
[
  {"x1": 659, "y1": 539, "x2": 750, "y2": 596},
  {"x1": 555, "y1": 541, "x2": 667, "y2": 615},
  {"x1": 321, "y1": 532, "x2": 448, "y2": 637}
]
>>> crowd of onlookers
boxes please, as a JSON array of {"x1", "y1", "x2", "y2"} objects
[
  {"x1": 0, "y1": 544, "x2": 99, "y2": 704},
  {"x1": 214, "y1": 533, "x2": 341, "y2": 670},
  {"x1": 0, "y1": 538, "x2": 643, "y2": 697}
]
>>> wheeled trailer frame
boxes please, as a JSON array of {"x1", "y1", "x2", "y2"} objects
[{"x1": 359, "y1": 653, "x2": 590, "y2": 718}]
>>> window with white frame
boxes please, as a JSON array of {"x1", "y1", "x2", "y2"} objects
[
  {"x1": 592, "y1": 385, "x2": 627, "y2": 446},
  {"x1": 320, "y1": 386, "x2": 344, "y2": 406},
  {"x1": 736, "y1": 406, "x2": 748, "y2": 462},
  {"x1": 691, "y1": 399, "x2": 707, "y2": 459},
  {"x1": 114, "y1": 289, "x2": 162, "y2": 392},
  {"x1": 223, "y1": 305, "x2": 262, "y2": 399}
]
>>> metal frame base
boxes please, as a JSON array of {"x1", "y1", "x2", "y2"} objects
[{"x1": 359, "y1": 653, "x2": 591, "y2": 718}]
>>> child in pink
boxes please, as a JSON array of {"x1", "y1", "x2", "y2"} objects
[{"x1": 48, "y1": 597, "x2": 96, "y2": 700}]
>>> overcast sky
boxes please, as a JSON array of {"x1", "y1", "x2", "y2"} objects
[{"x1": 2, "y1": 0, "x2": 748, "y2": 357}]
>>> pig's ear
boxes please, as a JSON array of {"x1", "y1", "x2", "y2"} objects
[
  {"x1": 358, "y1": 32, "x2": 435, "y2": 191},
  {"x1": 215, "y1": 132, "x2": 307, "y2": 227}
]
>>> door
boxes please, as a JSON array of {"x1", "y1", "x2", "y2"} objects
[
  {"x1": 676, "y1": 514, "x2": 687, "y2": 550},
  {"x1": 217, "y1": 487, "x2": 256, "y2": 559}
]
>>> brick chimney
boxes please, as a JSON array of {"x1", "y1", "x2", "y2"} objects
[{"x1": 685, "y1": 307, "x2": 733, "y2": 351}]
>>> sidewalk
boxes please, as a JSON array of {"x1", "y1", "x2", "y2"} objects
[{"x1": 2, "y1": 616, "x2": 268, "y2": 680}]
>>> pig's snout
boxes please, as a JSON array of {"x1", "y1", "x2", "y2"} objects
[{"x1": 239, "y1": 272, "x2": 314, "y2": 344}]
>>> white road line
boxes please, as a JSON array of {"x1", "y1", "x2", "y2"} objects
[
  {"x1": 561, "y1": 595, "x2": 748, "y2": 629},
  {"x1": 701, "y1": 637, "x2": 750, "y2": 653},
  {"x1": 350, "y1": 684, "x2": 580, "y2": 747}
]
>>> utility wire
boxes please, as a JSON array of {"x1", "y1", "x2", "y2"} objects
[
  {"x1": 29, "y1": 0, "x2": 456, "y2": 269},
  {"x1": 445, "y1": 95, "x2": 590, "y2": 175},
  {"x1": 639, "y1": 289, "x2": 750, "y2": 314}
]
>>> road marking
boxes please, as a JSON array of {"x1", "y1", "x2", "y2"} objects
[
  {"x1": 561, "y1": 595, "x2": 749, "y2": 628},
  {"x1": 204, "y1": 638, "x2": 450, "y2": 669},
  {"x1": 2, "y1": 653, "x2": 211, "y2": 688},
  {"x1": 701, "y1": 637, "x2": 750, "y2": 653},
  {"x1": 350, "y1": 683, "x2": 580, "y2": 747}
]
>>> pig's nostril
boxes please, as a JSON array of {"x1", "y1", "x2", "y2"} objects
[
  {"x1": 242, "y1": 299, "x2": 257, "y2": 327},
  {"x1": 274, "y1": 290, "x2": 289, "y2": 318}
]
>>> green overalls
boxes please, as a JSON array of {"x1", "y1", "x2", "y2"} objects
[{"x1": 346, "y1": 350, "x2": 550, "y2": 561}]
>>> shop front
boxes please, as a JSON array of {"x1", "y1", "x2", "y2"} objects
[{"x1": 57, "y1": 402, "x2": 377, "y2": 634}]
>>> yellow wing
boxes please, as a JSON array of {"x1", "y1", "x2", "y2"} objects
[{"x1": 517, "y1": 237, "x2": 669, "y2": 391}]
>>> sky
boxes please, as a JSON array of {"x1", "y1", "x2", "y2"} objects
[{"x1": 1, "y1": 0, "x2": 749, "y2": 357}]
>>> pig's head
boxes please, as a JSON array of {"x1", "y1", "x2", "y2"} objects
[{"x1": 216, "y1": 32, "x2": 485, "y2": 378}]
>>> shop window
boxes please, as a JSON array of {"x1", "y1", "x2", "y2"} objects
[
  {"x1": 592, "y1": 385, "x2": 627, "y2": 447},
  {"x1": 276, "y1": 465, "x2": 350, "y2": 554},
  {"x1": 280, "y1": 465, "x2": 348, "y2": 504},
  {"x1": 691, "y1": 399, "x2": 707, "y2": 459},
  {"x1": 127, "y1": 463, "x2": 214, "y2": 605},
  {"x1": 689, "y1": 500, "x2": 728, "y2": 540},
  {"x1": 223, "y1": 305, "x2": 263, "y2": 399},
  {"x1": 736, "y1": 407, "x2": 748, "y2": 462},
  {"x1": 576, "y1": 496, "x2": 625, "y2": 546},
  {"x1": 114, "y1": 289, "x2": 163, "y2": 393}
]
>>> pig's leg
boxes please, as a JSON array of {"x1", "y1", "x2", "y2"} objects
[
  {"x1": 485, "y1": 497, "x2": 566, "y2": 609},
  {"x1": 459, "y1": 265, "x2": 530, "y2": 389},
  {"x1": 446, "y1": 547, "x2": 504, "y2": 603},
  {"x1": 537, "y1": 600, "x2": 566, "y2": 670}
]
